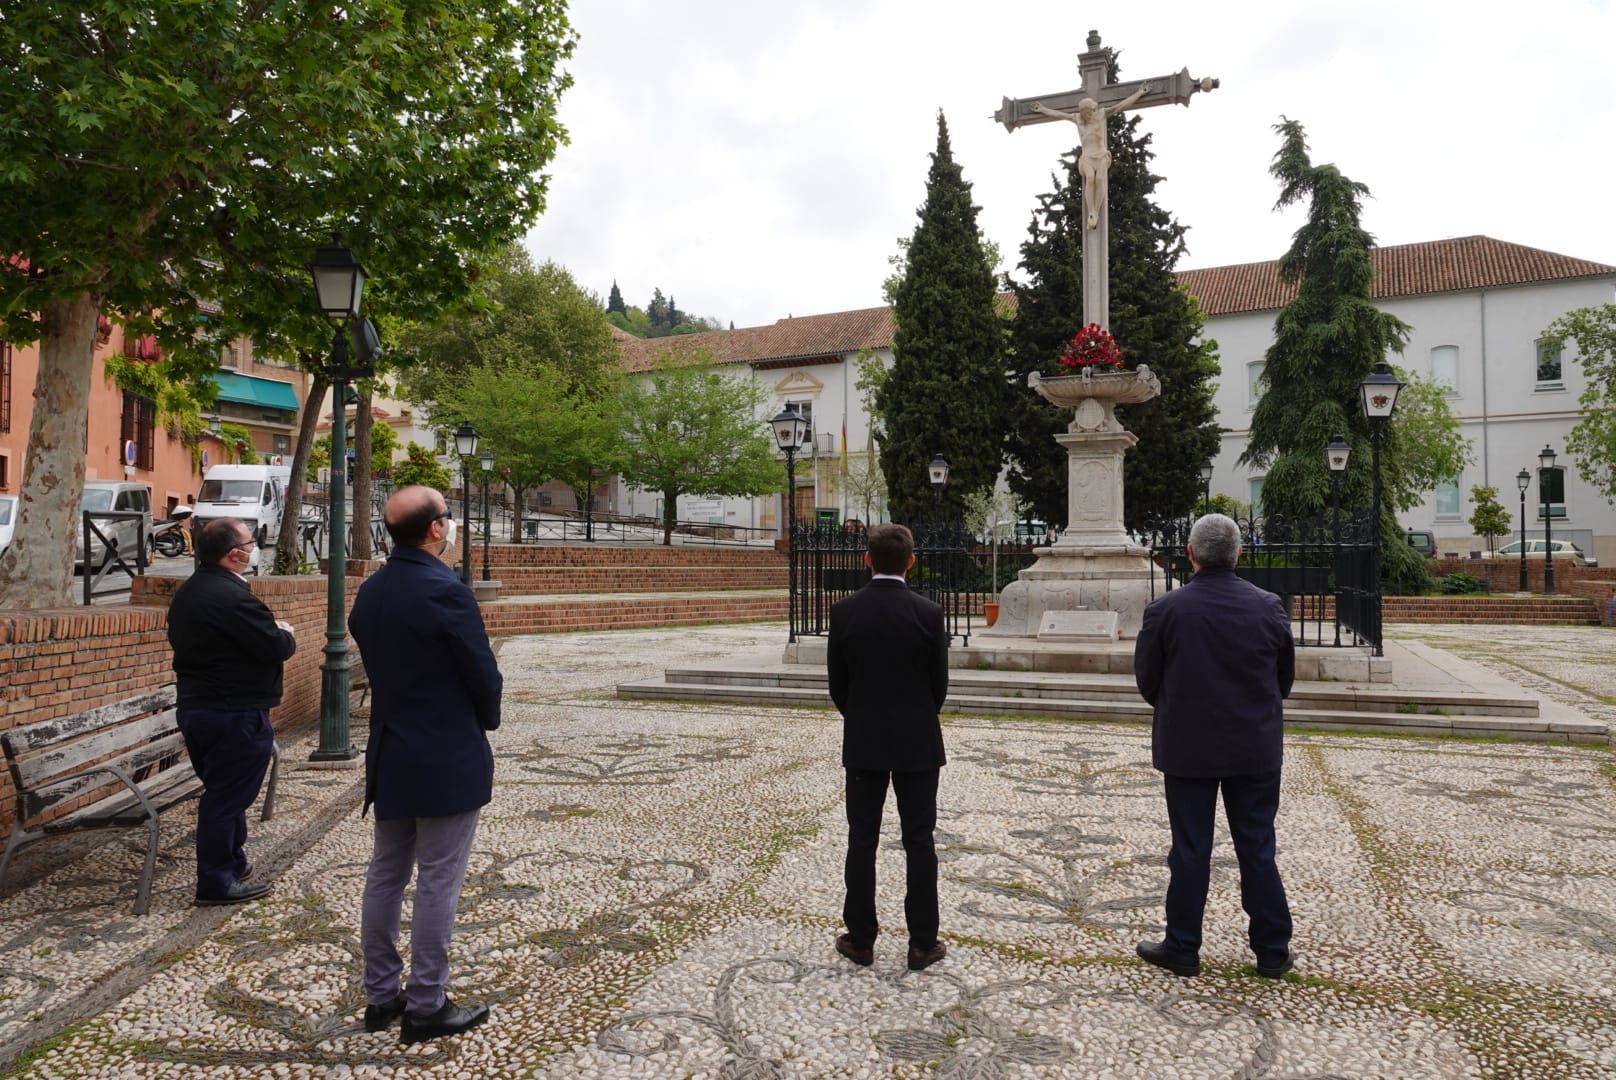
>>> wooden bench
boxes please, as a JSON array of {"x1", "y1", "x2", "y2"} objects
[{"x1": 1, "y1": 686, "x2": 280, "y2": 915}]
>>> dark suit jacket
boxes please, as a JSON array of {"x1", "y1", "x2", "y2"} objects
[
  {"x1": 350, "y1": 545, "x2": 503, "y2": 819},
  {"x1": 167, "y1": 563, "x2": 296, "y2": 710},
  {"x1": 827, "y1": 578, "x2": 949, "y2": 771},
  {"x1": 1134, "y1": 565, "x2": 1295, "y2": 778}
]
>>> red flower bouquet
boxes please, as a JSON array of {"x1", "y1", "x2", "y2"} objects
[{"x1": 1056, "y1": 323, "x2": 1124, "y2": 371}]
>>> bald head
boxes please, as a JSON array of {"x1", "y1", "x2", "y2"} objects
[{"x1": 385, "y1": 485, "x2": 448, "y2": 548}]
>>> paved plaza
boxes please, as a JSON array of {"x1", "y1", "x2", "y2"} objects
[{"x1": 0, "y1": 622, "x2": 1613, "y2": 1078}]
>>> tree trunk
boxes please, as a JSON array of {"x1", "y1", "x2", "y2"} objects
[
  {"x1": 510, "y1": 483, "x2": 527, "y2": 542},
  {"x1": 0, "y1": 291, "x2": 100, "y2": 608},
  {"x1": 662, "y1": 488, "x2": 676, "y2": 546},
  {"x1": 272, "y1": 365, "x2": 329, "y2": 576},
  {"x1": 351, "y1": 389, "x2": 374, "y2": 560}
]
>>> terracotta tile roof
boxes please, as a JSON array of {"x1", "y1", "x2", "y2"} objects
[
  {"x1": 614, "y1": 237, "x2": 1615, "y2": 370},
  {"x1": 1177, "y1": 235, "x2": 1616, "y2": 317},
  {"x1": 616, "y1": 305, "x2": 896, "y2": 372}
]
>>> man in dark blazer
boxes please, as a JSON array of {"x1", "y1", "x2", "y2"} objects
[
  {"x1": 828, "y1": 522, "x2": 950, "y2": 971},
  {"x1": 349, "y1": 485, "x2": 502, "y2": 1045},
  {"x1": 1133, "y1": 513, "x2": 1297, "y2": 979},
  {"x1": 167, "y1": 516, "x2": 295, "y2": 906}
]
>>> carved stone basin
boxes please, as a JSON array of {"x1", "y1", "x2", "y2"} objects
[{"x1": 1029, "y1": 366, "x2": 1161, "y2": 408}]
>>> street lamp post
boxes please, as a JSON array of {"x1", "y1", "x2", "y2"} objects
[
  {"x1": 928, "y1": 453, "x2": 951, "y2": 521},
  {"x1": 1539, "y1": 444, "x2": 1557, "y2": 596},
  {"x1": 1360, "y1": 362, "x2": 1404, "y2": 658},
  {"x1": 307, "y1": 235, "x2": 375, "y2": 762},
  {"x1": 1326, "y1": 435, "x2": 1351, "y2": 647},
  {"x1": 479, "y1": 448, "x2": 494, "y2": 581},
  {"x1": 768, "y1": 407, "x2": 811, "y2": 643},
  {"x1": 1516, "y1": 467, "x2": 1531, "y2": 593},
  {"x1": 453, "y1": 422, "x2": 478, "y2": 585},
  {"x1": 1199, "y1": 458, "x2": 1214, "y2": 516}
]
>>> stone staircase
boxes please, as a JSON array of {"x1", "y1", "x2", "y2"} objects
[{"x1": 618, "y1": 660, "x2": 1607, "y2": 744}]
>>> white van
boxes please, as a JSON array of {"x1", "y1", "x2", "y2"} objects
[
  {"x1": 75, "y1": 480, "x2": 153, "y2": 568},
  {"x1": 192, "y1": 464, "x2": 293, "y2": 551}
]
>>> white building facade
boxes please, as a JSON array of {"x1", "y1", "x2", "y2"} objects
[{"x1": 615, "y1": 236, "x2": 1616, "y2": 557}]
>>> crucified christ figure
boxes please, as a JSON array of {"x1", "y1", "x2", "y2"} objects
[{"x1": 1031, "y1": 83, "x2": 1150, "y2": 229}]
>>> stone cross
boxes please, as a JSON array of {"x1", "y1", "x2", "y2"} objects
[{"x1": 995, "y1": 30, "x2": 1217, "y2": 330}]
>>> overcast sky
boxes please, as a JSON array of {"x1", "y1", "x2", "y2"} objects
[{"x1": 525, "y1": 0, "x2": 1616, "y2": 331}]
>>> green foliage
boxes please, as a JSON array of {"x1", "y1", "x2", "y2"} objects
[
  {"x1": 1203, "y1": 493, "x2": 1243, "y2": 519},
  {"x1": 1468, "y1": 485, "x2": 1512, "y2": 551},
  {"x1": 878, "y1": 112, "x2": 1008, "y2": 524},
  {"x1": 1239, "y1": 120, "x2": 1468, "y2": 588},
  {"x1": 0, "y1": 0, "x2": 576, "y2": 606},
  {"x1": 218, "y1": 423, "x2": 255, "y2": 464},
  {"x1": 1004, "y1": 93, "x2": 1220, "y2": 529},
  {"x1": 1438, "y1": 573, "x2": 1486, "y2": 595},
  {"x1": 308, "y1": 423, "x2": 399, "y2": 482},
  {"x1": 842, "y1": 452, "x2": 887, "y2": 524},
  {"x1": 1543, "y1": 304, "x2": 1616, "y2": 503},
  {"x1": 961, "y1": 485, "x2": 1026, "y2": 540},
  {"x1": 607, "y1": 281, "x2": 627, "y2": 315},
  {"x1": 618, "y1": 354, "x2": 783, "y2": 544},
  {"x1": 392, "y1": 443, "x2": 453, "y2": 493}
]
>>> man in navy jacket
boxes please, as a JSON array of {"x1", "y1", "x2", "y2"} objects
[
  {"x1": 1133, "y1": 513, "x2": 1296, "y2": 979},
  {"x1": 167, "y1": 517, "x2": 295, "y2": 906},
  {"x1": 828, "y1": 523, "x2": 950, "y2": 972},
  {"x1": 350, "y1": 485, "x2": 502, "y2": 1044}
]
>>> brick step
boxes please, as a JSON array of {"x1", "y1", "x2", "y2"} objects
[
  {"x1": 482, "y1": 544, "x2": 785, "y2": 569},
  {"x1": 479, "y1": 593, "x2": 787, "y2": 636}
]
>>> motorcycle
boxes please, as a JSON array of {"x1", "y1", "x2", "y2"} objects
[{"x1": 152, "y1": 505, "x2": 194, "y2": 558}]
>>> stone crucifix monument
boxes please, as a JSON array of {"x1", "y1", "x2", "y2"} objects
[{"x1": 982, "y1": 31, "x2": 1218, "y2": 643}]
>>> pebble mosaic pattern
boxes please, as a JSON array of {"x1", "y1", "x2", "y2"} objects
[{"x1": 1, "y1": 622, "x2": 1613, "y2": 1077}]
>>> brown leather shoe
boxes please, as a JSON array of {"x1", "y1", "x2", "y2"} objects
[
  {"x1": 907, "y1": 941, "x2": 947, "y2": 971},
  {"x1": 835, "y1": 933, "x2": 874, "y2": 967}
]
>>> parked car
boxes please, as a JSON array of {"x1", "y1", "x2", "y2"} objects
[
  {"x1": 1484, "y1": 539, "x2": 1598, "y2": 567},
  {"x1": 0, "y1": 493, "x2": 16, "y2": 559},
  {"x1": 75, "y1": 480, "x2": 153, "y2": 569},
  {"x1": 1405, "y1": 529, "x2": 1437, "y2": 558}
]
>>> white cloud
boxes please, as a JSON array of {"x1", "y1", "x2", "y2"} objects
[{"x1": 526, "y1": 0, "x2": 1616, "y2": 329}]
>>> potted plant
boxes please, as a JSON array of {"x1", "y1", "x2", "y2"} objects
[{"x1": 962, "y1": 485, "x2": 1026, "y2": 627}]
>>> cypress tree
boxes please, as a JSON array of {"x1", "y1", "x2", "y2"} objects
[
  {"x1": 1005, "y1": 94, "x2": 1220, "y2": 530},
  {"x1": 877, "y1": 111, "x2": 1007, "y2": 524},
  {"x1": 606, "y1": 280, "x2": 626, "y2": 314}
]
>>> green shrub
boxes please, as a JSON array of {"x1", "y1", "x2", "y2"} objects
[{"x1": 1437, "y1": 572, "x2": 1486, "y2": 595}]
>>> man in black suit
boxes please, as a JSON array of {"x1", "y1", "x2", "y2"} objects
[
  {"x1": 1133, "y1": 513, "x2": 1296, "y2": 979},
  {"x1": 828, "y1": 522, "x2": 950, "y2": 971},
  {"x1": 350, "y1": 485, "x2": 503, "y2": 1044},
  {"x1": 167, "y1": 517, "x2": 295, "y2": 906}
]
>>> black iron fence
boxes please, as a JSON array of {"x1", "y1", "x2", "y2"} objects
[
  {"x1": 789, "y1": 513, "x2": 1382, "y2": 652},
  {"x1": 1141, "y1": 513, "x2": 1382, "y2": 650},
  {"x1": 789, "y1": 522, "x2": 1051, "y2": 645}
]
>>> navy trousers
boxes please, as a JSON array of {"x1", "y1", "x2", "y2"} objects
[
  {"x1": 843, "y1": 767, "x2": 940, "y2": 950},
  {"x1": 176, "y1": 707, "x2": 274, "y2": 898},
  {"x1": 1162, "y1": 770, "x2": 1292, "y2": 967}
]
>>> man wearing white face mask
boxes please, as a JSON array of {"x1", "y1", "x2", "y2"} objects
[{"x1": 349, "y1": 486, "x2": 502, "y2": 1044}]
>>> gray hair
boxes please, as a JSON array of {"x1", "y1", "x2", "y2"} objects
[{"x1": 1188, "y1": 513, "x2": 1241, "y2": 568}]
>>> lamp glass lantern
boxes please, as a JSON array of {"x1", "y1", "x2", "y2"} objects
[
  {"x1": 1517, "y1": 468, "x2": 1531, "y2": 493},
  {"x1": 1199, "y1": 458, "x2": 1215, "y2": 484},
  {"x1": 1359, "y1": 361, "x2": 1404, "y2": 420},
  {"x1": 768, "y1": 407, "x2": 810, "y2": 452},
  {"x1": 1539, "y1": 444, "x2": 1557, "y2": 473},
  {"x1": 310, "y1": 239, "x2": 367, "y2": 322},
  {"x1": 1326, "y1": 435, "x2": 1351, "y2": 472},
  {"x1": 927, "y1": 453, "x2": 951, "y2": 490},
  {"x1": 453, "y1": 421, "x2": 480, "y2": 459},
  {"x1": 479, "y1": 448, "x2": 494, "y2": 473}
]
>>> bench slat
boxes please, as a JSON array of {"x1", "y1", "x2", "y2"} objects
[
  {"x1": 20, "y1": 732, "x2": 190, "y2": 822},
  {"x1": 11, "y1": 710, "x2": 181, "y2": 790},
  {"x1": 36, "y1": 765, "x2": 202, "y2": 834},
  {"x1": 1, "y1": 686, "x2": 177, "y2": 757}
]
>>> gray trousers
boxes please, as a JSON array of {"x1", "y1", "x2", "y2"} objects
[{"x1": 361, "y1": 809, "x2": 481, "y2": 1015}]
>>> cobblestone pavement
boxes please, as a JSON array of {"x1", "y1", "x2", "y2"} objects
[{"x1": 1, "y1": 622, "x2": 1613, "y2": 1078}]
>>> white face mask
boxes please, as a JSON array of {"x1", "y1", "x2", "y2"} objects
[{"x1": 439, "y1": 515, "x2": 458, "y2": 552}]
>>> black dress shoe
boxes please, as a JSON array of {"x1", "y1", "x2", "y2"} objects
[
  {"x1": 834, "y1": 933, "x2": 874, "y2": 967},
  {"x1": 364, "y1": 997, "x2": 407, "y2": 1032},
  {"x1": 1136, "y1": 940, "x2": 1200, "y2": 977},
  {"x1": 399, "y1": 997, "x2": 490, "y2": 1045},
  {"x1": 236, "y1": 863, "x2": 253, "y2": 883},
  {"x1": 907, "y1": 941, "x2": 947, "y2": 971},
  {"x1": 194, "y1": 880, "x2": 272, "y2": 906},
  {"x1": 1256, "y1": 951, "x2": 1295, "y2": 979}
]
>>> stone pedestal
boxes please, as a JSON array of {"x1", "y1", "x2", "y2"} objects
[{"x1": 981, "y1": 365, "x2": 1164, "y2": 640}]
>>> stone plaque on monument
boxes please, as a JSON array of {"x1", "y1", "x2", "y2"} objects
[{"x1": 1036, "y1": 610, "x2": 1120, "y2": 642}]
